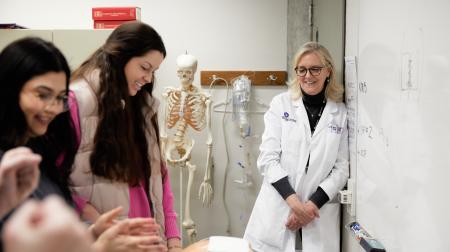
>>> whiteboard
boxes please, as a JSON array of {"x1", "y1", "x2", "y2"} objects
[{"x1": 349, "y1": 0, "x2": 450, "y2": 251}]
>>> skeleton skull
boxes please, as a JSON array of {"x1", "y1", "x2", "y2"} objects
[{"x1": 176, "y1": 54, "x2": 198, "y2": 89}]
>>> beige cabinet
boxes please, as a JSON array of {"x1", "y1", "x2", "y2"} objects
[{"x1": 0, "y1": 29, "x2": 112, "y2": 70}]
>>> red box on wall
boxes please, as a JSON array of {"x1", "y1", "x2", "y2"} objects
[
  {"x1": 93, "y1": 20, "x2": 130, "y2": 29},
  {"x1": 92, "y1": 7, "x2": 141, "y2": 21}
]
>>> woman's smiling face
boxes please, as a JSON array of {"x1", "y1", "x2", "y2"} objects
[
  {"x1": 296, "y1": 52, "x2": 330, "y2": 95},
  {"x1": 19, "y1": 71, "x2": 67, "y2": 138},
  {"x1": 124, "y1": 50, "x2": 164, "y2": 96}
]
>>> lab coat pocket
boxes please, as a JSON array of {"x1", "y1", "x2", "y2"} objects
[{"x1": 252, "y1": 184, "x2": 289, "y2": 248}]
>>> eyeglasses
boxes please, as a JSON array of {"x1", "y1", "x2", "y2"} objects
[
  {"x1": 32, "y1": 92, "x2": 69, "y2": 112},
  {"x1": 294, "y1": 66, "x2": 325, "y2": 77}
]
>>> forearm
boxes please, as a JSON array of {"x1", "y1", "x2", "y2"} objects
[
  {"x1": 285, "y1": 194, "x2": 303, "y2": 211},
  {"x1": 167, "y1": 237, "x2": 182, "y2": 251},
  {"x1": 162, "y1": 168, "x2": 181, "y2": 239},
  {"x1": 309, "y1": 187, "x2": 329, "y2": 209},
  {"x1": 272, "y1": 176, "x2": 296, "y2": 200},
  {"x1": 272, "y1": 177, "x2": 328, "y2": 210},
  {"x1": 0, "y1": 196, "x2": 19, "y2": 219}
]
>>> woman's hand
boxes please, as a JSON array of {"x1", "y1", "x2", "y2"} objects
[
  {"x1": 126, "y1": 217, "x2": 161, "y2": 236},
  {"x1": 91, "y1": 213, "x2": 165, "y2": 252},
  {"x1": 92, "y1": 220, "x2": 167, "y2": 252},
  {"x1": 303, "y1": 201, "x2": 320, "y2": 220},
  {"x1": 285, "y1": 211, "x2": 302, "y2": 230},
  {"x1": 285, "y1": 195, "x2": 318, "y2": 227},
  {"x1": 0, "y1": 147, "x2": 41, "y2": 217},
  {"x1": 89, "y1": 207, "x2": 123, "y2": 239},
  {"x1": 3, "y1": 196, "x2": 93, "y2": 252}
]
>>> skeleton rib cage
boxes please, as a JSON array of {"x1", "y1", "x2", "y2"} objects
[{"x1": 165, "y1": 88, "x2": 207, "y2": 140}]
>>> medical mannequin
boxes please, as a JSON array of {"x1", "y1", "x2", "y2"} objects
[{"x1": 160, "y1": 53, "x2": 213, "y2": 244}]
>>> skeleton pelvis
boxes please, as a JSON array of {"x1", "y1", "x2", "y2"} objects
[{"x1": 164, "y1": 137, "x2": 195, "y2": 164}]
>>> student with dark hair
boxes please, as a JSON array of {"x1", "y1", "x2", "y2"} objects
[
  {"x1": 0, "y1": 36, "x2": 75, "y2": 205},
  {"x1": 70, "y1": 21, "x2": 181, "y2": 251},
  {"x1": 0, "y1": 37, "x2": 166, "y2": 252},
  {"x1": 0, "y1": 36, "x2": 76, "y2": 251}
]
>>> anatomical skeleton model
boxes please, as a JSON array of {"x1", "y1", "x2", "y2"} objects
[{"x1": 160, "y1": 54, "x2": 212, "y2": 244}]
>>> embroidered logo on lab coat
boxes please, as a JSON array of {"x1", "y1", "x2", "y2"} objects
[
  {"x1": 281, "y1": 112, "x2": 296, "y2": 122},
  {"x1": 328, "y1": 123, "x2": 343, "y2": 134}
]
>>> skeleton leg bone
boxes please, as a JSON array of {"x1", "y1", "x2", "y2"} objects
[{"x1": 182, "y1": 161, "x2": 197, "y2": 244}]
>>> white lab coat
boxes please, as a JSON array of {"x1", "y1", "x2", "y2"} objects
[{"x1": 244, "y1": 91, "x2": 349, "y2": 252}]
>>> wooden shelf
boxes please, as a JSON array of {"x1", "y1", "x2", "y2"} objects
[{"x1": 200, "y1": 70, "x2": 287, "y2": 86}]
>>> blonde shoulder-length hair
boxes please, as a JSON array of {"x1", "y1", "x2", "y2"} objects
[{"x1": 288, "y1": 42, "x2": 344, "y2": 102}]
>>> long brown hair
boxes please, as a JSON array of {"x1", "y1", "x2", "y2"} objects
[{"x1": 72, "y1": 22, "x2": 166, "y2": 185}]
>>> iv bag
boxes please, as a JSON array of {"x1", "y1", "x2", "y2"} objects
[{"x1": 232, "y1": 75, "x2": 251, "y2": 137}]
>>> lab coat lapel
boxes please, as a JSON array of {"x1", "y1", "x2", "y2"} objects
[
  {"x1": 293, "y1": 99, "x2": 311, "y2": 136},
  {"x1": 313, "y1": 99, "x2": 337, "y2": 136}
]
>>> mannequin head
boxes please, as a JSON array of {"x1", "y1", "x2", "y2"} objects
[{"x1": 176, "y1": 54, "x2": 197, "y2": 89}]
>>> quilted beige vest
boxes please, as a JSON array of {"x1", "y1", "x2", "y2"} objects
[{"x1": 69, "y1": 72, "x2": 166, "y2": 238}]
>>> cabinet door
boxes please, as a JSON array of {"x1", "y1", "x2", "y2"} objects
[
  {"x1": 0, "y1": 30, "x2": 53, "y2": 50},
  {"x1": 53, "y1": 29, "x2": 112, "y2": 70},
  {"x1": 0, "y1": 29, "x2": 112, "y2": 71}
]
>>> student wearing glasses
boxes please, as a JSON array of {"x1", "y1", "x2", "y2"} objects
[
  {"x1": 0, "y1": 36, "x2": 77, "y2": 250},
  {"x1": 0, "y1": 37, "x2": 166, "y2": 252},
  {"x1": 0, "y1": 37, "x2": 75, "y2": 207},
  {"x1": 244, "y1": 42, "x2": 349, "y2": 252}
]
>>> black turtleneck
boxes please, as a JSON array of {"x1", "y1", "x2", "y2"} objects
[
  {"x1": 271, "y1": 87, "x2": 330, "y2": 209},
  {"x1": 302, "y1": 87, "x2": 327, "y2": 134}
]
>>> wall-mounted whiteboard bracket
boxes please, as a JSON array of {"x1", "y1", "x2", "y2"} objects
[{"x1": 339, "y1": 178, "x2": 356, "y2": 217}]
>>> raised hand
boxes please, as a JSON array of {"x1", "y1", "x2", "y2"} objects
[
  {"x1": 93, "y1": 219, "x2": 167, "y2": 252},
  {"x1": 88, "y1": 206, "x2": 124, "y2": 239},
  {"x1": 0, "y1": 147, "x2": 41, "y2": 217}
]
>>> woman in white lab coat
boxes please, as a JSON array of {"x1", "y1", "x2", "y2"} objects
[{"x1": 244, "y1": 42, "x2": 349, "y2": 252}]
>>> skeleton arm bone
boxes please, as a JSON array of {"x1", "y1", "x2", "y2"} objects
[{"x1": 198, "y1": 96, "x2": 213, "y2": 206}]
